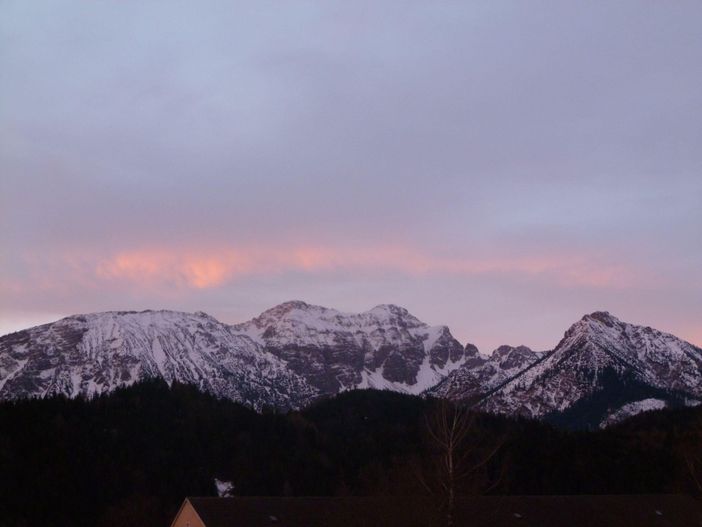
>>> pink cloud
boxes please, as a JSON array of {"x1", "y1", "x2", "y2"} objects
[
  {"x1": 85, "y1": 244, "x2": 641, "y2": 291},
  {"x1": 95, "y1": 250, "x2": 251, "y2": 289}
]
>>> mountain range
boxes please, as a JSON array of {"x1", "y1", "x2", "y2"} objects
[
  {"x1": 431, "y1": 311, "x2": 702, "y2": 427},
  {"x1": 1, "y1": 301, "x2": 700, "y2": 427}
]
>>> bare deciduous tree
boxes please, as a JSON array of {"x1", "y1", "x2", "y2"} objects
[{"x1": 418, "y1": 400, "x2": 504, "y2": 527}]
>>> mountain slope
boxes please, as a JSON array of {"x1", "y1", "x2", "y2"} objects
[
  {"x1": 479, "y1": 312, "x2": 702, "y2": 424},
  {"x1": 232, "y1": 301, "x2": 468, "y2": 395},
  {"x1": 0, "y1": 302, "x2": 469, "y2": 407},
  {"x1": 2, "y1": 306, "x2": 700, "y2": 426},
  {"x1": 428, "y1": 345, "x2": 543, "y2": 402},
  {"x1": 0, "y1": 310, "x2": 317, "y2": 409}
]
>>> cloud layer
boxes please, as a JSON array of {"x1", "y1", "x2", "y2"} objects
[{"x1": 1, "y1": 1, "x2": 701, "y2": 350}]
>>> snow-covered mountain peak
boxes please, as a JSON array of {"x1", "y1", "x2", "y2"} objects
[
  {"x1": 491, "y1": 345, "x2": 534, "y2": 360},
  {"x1": 480, "y1": 312, "x2": 702, "y2": 422},
  {"x1": 464, "y1": 343, "x2": 481, "y2": 358},
  {"x1": 489, "y1": 345, "x2": 541, "y2": 370},
  {"x1": 562, "y1": 311, "x2": 621, "y2": 339},
  {"x1": 427, "y1": 343, "x2": 543, "y2": 402},
  {"x1": 251, "y1": 300, "x2": 321, "y2": 322},
  {"x1": 559, "y1": 311, "x2": 700, "y2": 363},
  {"x1": 0, "y1": 309, "x2": 317, "y2": 409},
  {"x1": 48, "y1": 310, "x2": 215, "y2": 334},
  {"x1": 367, "y1": 303, "x2": 417, "y2": 321},
  {"x1": 232, "y1": 302, "x2": 467, "y2": 395},
  {"x1": 369, "y1": 303, "x2": 408, "y2": 314},
  {"x1": 277, "y1": 300, "x2": 311, "y2": 310},
  {"x1": 240, "y1": 301, "x2": 435, "y2": 342},
  {"x1": 583, "y1": 310, "x2": 619, "y2": 324},
  {"x1": 5, "y1": 305, "x2": 698, "y2": 428},
  {"x1": 552, "y1": 311, "x2": 635, "y2": 361}
]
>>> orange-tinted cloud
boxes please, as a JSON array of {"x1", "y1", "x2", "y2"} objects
[
  {"x1": 96, "y1": 250, "x2": 257, "y2": 289},
  {"x1": 89, "y1": 245, "x2": 640, "y2": 291}
]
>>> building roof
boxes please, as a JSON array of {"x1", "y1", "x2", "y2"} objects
[{"x1": 185, "y1": 495, "x2": 701, "y2": 527}]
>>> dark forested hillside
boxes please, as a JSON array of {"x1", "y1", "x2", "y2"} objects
[{"x1": 0, "y1": 381, "x2": 700, "y2": 527}]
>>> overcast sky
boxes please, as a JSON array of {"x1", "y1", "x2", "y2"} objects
[{"x1": 1, "y1": 1, "x2": 701, "y2": 352}]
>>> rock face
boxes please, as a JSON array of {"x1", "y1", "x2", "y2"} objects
[
  {"x1": 0, "y1": 310, "x2": 317, "y2": 410},
  {"x1": 1, "y1": 305, "x2": 700, "y2": 426},
  {"x1": 429, "y1": 345, "x2": 543, "y2": 402},
  {"x1": 478, "y1": 312, "x2": 702, "y2": 425},
  {"x1": 0, "y1": 301, "x2": 468, "y2": 408},
  {"x1": 232, "y1": 301, "x2": 468, "y2": 395}
]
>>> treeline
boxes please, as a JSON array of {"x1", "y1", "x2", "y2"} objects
[{"x1": 0, "y1": 380, "x2": 700, "y2": 526}]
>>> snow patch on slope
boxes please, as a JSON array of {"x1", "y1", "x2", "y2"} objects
[{"x1": 600, "y1": 398, "x2": 668, "y2": 428}]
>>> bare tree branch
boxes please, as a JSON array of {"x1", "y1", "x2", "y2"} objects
[{"x1": 419, "y1": 399, "x2": 504, "y2": 527}]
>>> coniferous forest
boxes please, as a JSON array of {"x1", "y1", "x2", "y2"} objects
[{"x1": 0, "y1": 381, "x2": 700, "y2": 527}]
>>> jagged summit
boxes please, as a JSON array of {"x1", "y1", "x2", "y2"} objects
[
  {"x1": 0, "y1": 309, "x2": 316, "y2": 410},
  {"x1": 1, "y1": 306, "x2": 700, "y2": 427},
  {"x1": 428, "y1": 344, "x2": 543, "y2": 401},
  {"x1": 368, "y1": 303, "x2": 411, "y2": 316},
  {"x1": 581, "y1": 310, "x2": 621, "y2": 326},
  {"x1": 278, "y1": 300, "x2": 311, "y2": 309},
  {"x1": 480, "y1": 311, "x2": 702, "y2": 424},
  {"x1": 252, "y1": 301, "x2": 421, "y2": 326},
  {"x1": 560, "y1": 311, "x2": 620, "y2": 340},
  {"x1": 464, "y1": 342, "x2": 481, "y2": 357},
  {"x1": 430, "y1": 310, "x2": 702, "y2": 427},
  {"x1": 584, "y1": 310, "x2": 617, "y2": 321},
  {"x1": 491, "y1": 344, "x2": 535, "y2": 359},
  {"x1": 0, "y1": 302, "x2": 469, "y2": 407},
  {"x1": 252, "y1": 300, "x2": 316, "y2": 320},
  {"x1": 233, "y1": 301, "x2": 467, "y2": 395}
]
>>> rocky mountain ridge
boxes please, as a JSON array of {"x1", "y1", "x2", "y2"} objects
[
  {"x1": 232, "y1": 300, "x2": 467, "y2": 395},
  {"x1": 477, "y1": 312, "x2": 702, "y2": 426},
  {"x1": 428, "y1": 344, "x2": 544, "y2": 402},
  {"x1": 0, "y1": 310, "x2": 316, "y2": 410},
  {"x1": 0, "y1": 301, "x2": 468, "y2": 408},
  {"x1": 1, "y1": 304, "x2": 700, "y2": 426}
]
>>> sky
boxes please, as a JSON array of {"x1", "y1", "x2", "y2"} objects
[{"x1": 1, "y1": 1, "x2": 701, "y2": 352}]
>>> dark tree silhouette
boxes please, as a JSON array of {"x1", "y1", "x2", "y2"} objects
[{"x1": 420, "y1": 400, "x2": 503, "y2": 527}]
